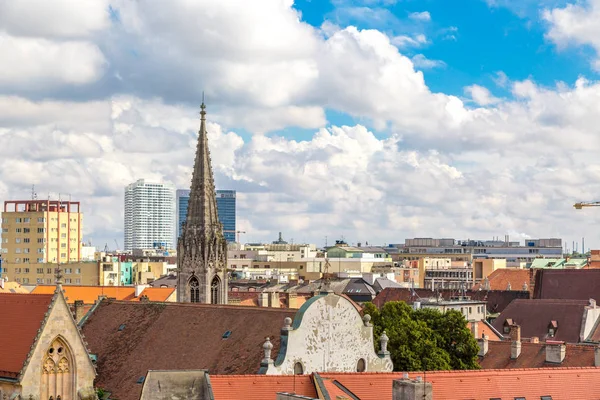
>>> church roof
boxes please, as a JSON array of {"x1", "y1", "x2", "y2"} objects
[
  {"x1": 80, "y1": 300, "x2": 296, "y2": 400},
  {"x1": 0, "y1": 293, "x2": 54, "y2": 379}
]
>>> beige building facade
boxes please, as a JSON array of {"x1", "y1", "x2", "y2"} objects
[{"x1": 1, "y1": 261, "x2": 99, "y2": 285}]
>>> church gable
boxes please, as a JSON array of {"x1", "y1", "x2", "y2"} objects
[
  {"x1": 261, "y1": 293, "x2": 393, "y2": 375},
  {"x1": 19, "y1": 289, "x2": 97, "y2": 400}
]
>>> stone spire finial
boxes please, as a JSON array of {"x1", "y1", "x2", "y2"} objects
[
  {"x1": 379, "y1": 331, "x2": 390, "y2": 355},
  {"x1": 507, "y1": 281, "x2": 512, "y2": 291},
  {"x1": 262, "y1": 337, "x2": 274, "y2": 364},
  {"x1": 283, "y1": 317, "x2": 292, "y2": 331},
  {"x1": 54, "y1": 264, "x2": 64, "y2": 291},
  {"x1": 363, "y1": 314, "x2": 372, "y2": 327},
  {"x1": 522, "y1": 282, "x2": 528, "y2": 291},
  {"x1": 320, "y1": 258, "x2": 333, "y2": 293}
]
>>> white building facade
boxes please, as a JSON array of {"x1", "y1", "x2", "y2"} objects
[{"x1": 124, "y1": 179, "x2": 176, "y2": 251}]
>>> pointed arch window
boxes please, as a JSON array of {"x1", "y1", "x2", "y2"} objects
[
  {"x1": 211, "y1": 276, "x2": 220, "y2": 304},
  {"x1": 190, "y1": 276, "x2": 200, "y2": 303},
  {"x1": 42, "y1": 337, "x2": 74, "y2": 400}
]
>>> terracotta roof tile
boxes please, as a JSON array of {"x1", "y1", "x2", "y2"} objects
[
  {"x1": 210, "y1": 375, "x2": 317, "y2": 400},
  {"x1": 472, "y1": 268, "x2": 531, "y2": 291},
  {"x1": 491, "y1": 299, "x2": 589, "y2": 343},
  {"x1": 468, "y1": 321, "x2": 503, "y2": 341},
  {"x1": 479, "y1": 341, "x2": 596, "y2": 369},
  {"x1": 81, "y1": 301, "x2": 296, "y2": 400},
  {"x1": 0, "y1": 293, "x2": 54, "y2": 378},
  {"x1": 319, "y1": 368, "x2": 600, "y2": 400},
  {"x1": 31, "y1": 285, "x2": 136, "y2": 303},
  {"x1": 137, "y1": 287, "x2": 175, "y2": 302}
]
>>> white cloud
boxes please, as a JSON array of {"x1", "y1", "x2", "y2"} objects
[
  {"x1": 409, "y1": 11, "x2": 431, "y2": 22},
  {"x1": 391, "y1": 34, "x2": 429, "y2": 48},
  {"x1": 2, "y1": 0, "x2": 600, "y2": 250},
  {"x1": 544, "y1": 0, "x2": 600, "y2": 68},
  {"x1": 0, "y1": 34, "x2": 107, "y2": 89},
  {"x1": 464, "y1": 84, "x2": 500, "y2": 106},
  {"x1": 411, "y1": 54, "x2": 446, "y2": 69}
]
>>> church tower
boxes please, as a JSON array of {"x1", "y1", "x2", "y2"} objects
[{"x1": 177, "y1": 102, "x2": 228, "y2": 304}]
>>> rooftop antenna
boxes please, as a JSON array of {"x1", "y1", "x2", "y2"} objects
[{"x1": 31, "y1": 185, "x2": 37, "y2": 200}]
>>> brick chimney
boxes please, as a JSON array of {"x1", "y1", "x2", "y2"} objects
[
  {"x1": 139, "y1": 294, "x2": 149, "y2": 302},
  {"x1": 545, "y1": 342, "x2": 566, "y2": 364},
  {"x1": 259, "y1": 292, "x2": 269, "y2": 307},
  {"x1": 595, "y1": 346, "x2": 600, "y2": 367},
  {"x1": 477, "y1": 334, "x2": 489, "y2": 357},
  {"x1": 392, "y1": 375, "x2": 432, "y2": 400},
  {"x1": 530, "y1": 337, "x2": 539, "y2": 344},
  {"x1": 509, "y1": 324, "x2": 521, "y2": 342},
  {"x1": 286, "y1": 292, "x2": 298, "y2": 309},
  {"x1": 74, "y1": 300, "x2": 85, "y2": 322},
  {"x1": 471, "y1": 321, "x2": 478, "y2": 338},
  {"x1": 511, "y1": 340, "x2": 522, "y2": 359}
]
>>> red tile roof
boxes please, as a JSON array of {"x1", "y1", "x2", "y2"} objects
[
  {"x1": 0, "y1": 293, "x2": 54, "y2": 378},
  {"x1": 31, "y1": 285, "x2": 136, "y2": 303},
  {"x1": 137, "y1": 287, "x2": 175, "y2": 302},
  {"x1": 81, "y1": 300, "x2": 296, "y2": 400},
  {"x1": 479, "y1": 341, "x2": 596, "y2": 369},
  {"x1": 210, "y1": 374, "x2": 317, "y2": 400},
  {"x1": 468, "y1": 321, "x2": 503, "y2": 341},
  {"x1": 472, "y1": 268, "x2": 531, "y2": 291},
  {"x1": 491, "y1": 299, "x2": 589, "y2": 343},
  {"x1": 318, "y1": 368, "x2": 600, "y2": 400}
]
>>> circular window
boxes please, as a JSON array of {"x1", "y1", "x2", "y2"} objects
[
  {"x1": 357, "y1": 358, "x2": 366, "y2": 372},
  {"x1": 293, "y1": 362, "x2": 304, "y2": 375},
  {"x1": 48, "y1": 348, "x2": 54, "y2": 354}
]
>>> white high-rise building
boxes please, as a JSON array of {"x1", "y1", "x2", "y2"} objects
[{"x1": 124, "y1": 179, "x2": 176, "y2": 251}]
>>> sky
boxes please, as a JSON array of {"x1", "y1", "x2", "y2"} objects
[{"x1": 2, "y1": 0, "x2": 600, "y2": 251}]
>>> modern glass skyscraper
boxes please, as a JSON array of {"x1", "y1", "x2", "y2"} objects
[
  {"x1": 124, "y1": 180, "x2": 176, "y2": 251},
  {"x1": 176, "y1": 189, "x2": 236, "y2": 243}
]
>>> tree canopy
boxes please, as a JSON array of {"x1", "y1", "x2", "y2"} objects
[{"x1": 363, "y1": 301, "x2": 480, "y2": 371}]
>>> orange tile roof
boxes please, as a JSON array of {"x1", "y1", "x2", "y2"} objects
[
  {"x1": 210, "y1": 374, "x2": 317, "y2": 400},
  {"x1": 31, "y1": 285, "x2": 136, "y2": 303},
  {"x1": 472, "y1": 268, "x2": 531, "y2": 291},
  {"x1": 468, "y1": 320, "x2": 503, "y2": 341},
  {"x1": 319, "y1": 368, "x2": 600, "y2": 400},
  {"x1": 137, "y1": 287, "x2": 175, "y2": 302},
  {"x1": 0, "y1": 293, "x2": 54, "y2": 378}
]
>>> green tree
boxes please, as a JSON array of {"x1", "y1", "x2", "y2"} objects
[{"x1": 363, "y1": 301, "x2": 479, "y2": 371}]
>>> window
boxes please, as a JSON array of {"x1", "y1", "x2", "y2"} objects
[
  {"x1": 23, "y1": 218, "x2": 30, "y2": 223},
  {"x1": 356, "y1": 358, "x2": 366, "y2": 372},
  {"x1": 37, "y1": 248, "x2": 45, "y2": 254},
  {"x1": 24, "y1": 248, "x2": 30, "y2": 253},
  {"x1": 1, "y1": 228, "x2": 7, "y2": 233},
  {"x1": 15, "y1": 248, "x2": 21, "y2": 253},
  {"x1": 65, "y1": 278, "x2": 72, "y2": 284},
  {"x1": 65, "y1": 268, "x2": 72, "y2": 274},
  {"x1": 37, "y1": 278, "x2": 43, "y2": 284},
  {"x1": 61, "y1": 223, "x2": 66, "y2": 228},
  {"x1": 37, "y1": 258, "x2": 44, "y2": 263},
  {"x1": 23, "y1": 238, "x2": 30, "y2": 243},
  {"x1": 541, "y1": 396, "x2": 553, "y2": 400},
  {"x1": 75, "y1": 278, "x2": 81, "y2": 284},
  {"x1": 37, "y1": 217, "x2": 45, "y2": 223},
  {"x1": 60, "y1": 253, "x2": 66, "y2": 258},
  {"x1": 15, "y1": 238, "x2": 21, "y2": 243},
  {"x1": 24, "y1": 268, "x2": 29, "y2": 273},
  {"x1": 60, "y1": 233, "x2": 66, "y2": 238},
  {"x1": 37, "y1": 268, "x2": 43, "y2": 273},
  {"x1": 23, "y1": 258, "x2": 29, "y2": 263},
  {"x1": 47, "y1": 268, "x2": 52, "y2": 273},
  {"x1": 37, "y1": 228, "x2": 45, "y2": 233},
  {"x1": 15, "y1": 218, "x2": 21, "y2": 223},
  {"x1": 15, "y1": 268, "x2": 21, "y2": 274},
  {"x1": 189, "y1": 276, "x2": 200, "y2": 303},
  {"x1": 37, "y1": 238, "x2": 45, "y2": 243},
  {"x1": 23, "y1": 228, "x2": 30, "y2": 233},
  {"x1": 294, "y1": 362, "x2": 304, "y2": 375},
  {"x1": 75, "y1": 268, "x2": 81, "y2": 274},
  {"x1": 61, "y1": 243, "x2": 66, "y2": 248},
  {"x1": 23, "y1": 278, "x2": 29, "y2": 283}
]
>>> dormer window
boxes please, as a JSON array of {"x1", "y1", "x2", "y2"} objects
[
  {"x1": 548, "y1": 320, "x2": 558, "y2": 337},
  {"x1": 503, "y1": 318, "x2": 514, "y2": 334}
]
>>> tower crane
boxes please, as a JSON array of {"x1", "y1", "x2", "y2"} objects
[
  {"x1": 223, "y1": 230, "x2": 246, "y2": 243},
  {"x1": 574, "y1": 202, "x2": 600, "y2": 209}
]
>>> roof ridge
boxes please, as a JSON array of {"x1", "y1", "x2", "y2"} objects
[{"x1": 103, "y1": 300, "x2": 296, "y2": 313}]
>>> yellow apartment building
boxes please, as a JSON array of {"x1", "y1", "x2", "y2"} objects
[
  {"x1": 1, "y1": 200, "x2": 85, "y2": 283},
  {"x1": 0, "y1": 261, "x2": 99, "y2": 285}
]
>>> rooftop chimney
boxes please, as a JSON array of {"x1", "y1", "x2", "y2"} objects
[
  {"x1": 471, "y1": 321, "x2": 478, "y2": 338},
  {"x1": 269, "y1": 292, "x2": 280, "y2": 308},
  {"x1": 478, "y1": 334, "x2": 489, "y2": 357},
  {"x1": 545, "y1": 342, "x2": 566, "y2": 364},
  {"x1": 511, "y1": 340, "x2": 521, "y2": 359},
  {"x1": 392, "y1": 377, "x2": 432, "y2": 400},
  {"x1": 530, "y1": 336, "x2": 539, "y2": 344},
  {"x1": 595, "y1": 346, "x2": 600, "y2": 367},
  {"x1": 286, "y1": 292, "x2": 298, "y2": 309},
  {"x1": 509, "y1": 324, "x2": 521, "y2": 342},
  {"x1": 259, "y1": 292, "x2": 269, "y2": 307}
]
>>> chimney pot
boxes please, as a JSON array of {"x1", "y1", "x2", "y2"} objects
[{"x1": 478, "y1": 334, "x2": 489, "y2": 357}]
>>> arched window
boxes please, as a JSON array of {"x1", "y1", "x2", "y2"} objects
[
  {"x1": 189, "y1": 276, "x2": 200, "y2": 303},
  {"x1": 293, "y1": 362, "x2": 304, "y2": 375},
  {"x1": 356, "y1": 358, "x2": 366, "y2": 372},
  {"x1": 42, "y1": 337, "x2": 74, "y2": 400},
  {"x1": 211, "y1": 276, "x2": 220, "y2": 304}
]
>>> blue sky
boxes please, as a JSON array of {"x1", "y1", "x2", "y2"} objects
[{"x1": 296, "y1": 0, "x2": 597, "y2": 100}]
